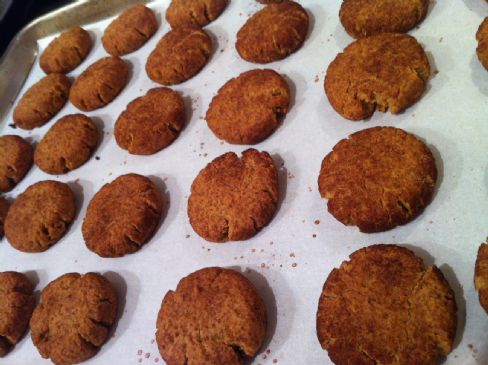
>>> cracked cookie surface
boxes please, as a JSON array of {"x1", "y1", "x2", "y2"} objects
[
  {"x1": 5, "y1": 180, "x2": 75, "y2": 252},
  {"x1": 0, "y1": 135, "x2": 33, "y2": 192},
  {"x1": 0, "y1": 271, "x2": 35, "y2": 357},
  {"x1": 146, "y1": 26, "x2": 212, "y2": 85},
  {"x1": 236, "y1": 0, "x2": 309, "y2": 63},
  {"x1": 339, "y1": 0, "x2": 430, "y2": 39},
  {"x1": 325, "y1": 33, "x2": 430, "y2": 121},
  {"x1": 318, "y1": 127, "x2": 437, "y2": 233},
  {"x1": 206, "y1": 69, "x2": 290, "y2": 144},
  {"x1": 34, "y1": 114, "x2": 98, "y2": 174},
  {"x1": 40, "y1": 26, "x2": 92, "y2": 74},
  {"x1": 316, "y1": 244, "x2": 457, "y2": 365},
  {"x1": 82, "y1": 173, "x2": 163, "y2": 257},
  {"x1": 115, "y1": 87, "x2": 185, "y2": 155},
  {"x1": 69, "y1": 56, "x2": 129, "y2": 111},
  {"x1": 30, "y1": 272, "x2": 117, "y2": 365},
  {"x1": 475, "y1": 242, "x2": 488, "y2": 313},
  {"x1": 476, "y1": 17, "x2": 488, "y2": 71},
  {"x1": 166, "y1": 0, "x2": 228, "y2": 28},
  {"x1": 13, "y1": 74, "x2": 70, "y2": 129},
  {"x1": 102, "y1": 4, "x2": 158, "y2": 56},
  {"x1": 156, "y1": 267, "x2": 267, "y2": 365},
  {"x1": 188, "y1": 149, "x2": 279, "y2": 242},
  {"x1": 0, "y1": 198, "x2": 9, "y2": 238}
]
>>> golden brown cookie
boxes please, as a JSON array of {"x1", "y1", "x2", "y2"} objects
[
  {"x1": 82, "y1": 173, "x2": 163, "y2": 257},
  {"x1": 40, "y1": 26, "x2": 92, "y2": 74},
  {"x1": 114, "y1": 88, "x2": 185, "y2": 155},
  {"x1": 69, "y1": 56, "x2": 129, "y2": 111},
  {"x1": 4, "y1": 180, "x2": 75, "y2": 253},
  {"x1": 316, "y1": 244, "x2": 457, "y2": 365},
  {"x1": 339, "y1": 0, "x2": 430, "y2": 39},
  {"x1": 0, "y1": 271, "x2": 35, "y2": 357},
  {"x1": 145, "y1": 26, "x2": 212, "y2": 85},
  {"x1": 0, "y1": 135, "x2": 33, "y2": 192},
  {"x1": 206, "y1": 69, "x2": 290, "y2": 144},
  {"x1": 0, "y1": 198, "x2": 10, "y2": 238},
  {"x1": 166, "y1": 0, "x2": 228, "y2": 28},
  {"x1": 325, "y1": 33, "x2": 430, "y2": 121},
  {"x1": 34, "y1": 114, "x2": 98, "y2": 174},
  {"x1": 30, "y1": 272, "x2": 117, "y2": 365},
  {"x1": 188, "y1": 149, "x2": 279, "y2": 242},
  {"x1": 156, "y1": 267, "x2": 267, "y2": 365},
  {"x1": 236, "y1": 0, "x2": 309, "y2": 63},
  {"x1": 13, "y1": 74, "x2": 70, "y2": 130},
  {"x1": 318, "y1": 127, "x2": 437, "y2": 233},
  {"x1": 476, "y1": 17, "x2": 488, "y2": 70},
  {"x1": 475, "y1": 242, "x2": 488, "y2": 313},
  {"x1": 102, "y1": 4, "x2": 158, "y2": 56}
]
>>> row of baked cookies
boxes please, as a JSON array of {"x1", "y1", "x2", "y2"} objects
[{"x1": 3, "y1": 242, "x2": 488, "y2": 364}]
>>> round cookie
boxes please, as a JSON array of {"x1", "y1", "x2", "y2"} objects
[
  {"x1": 69, "y1": 56, "x2": 129, "y2": 111},
  {"x1": 339, "y1": 0, "x2": 430, "y2": 39},
  {"x1": 475, "y1": 242, "x2": 488, "y2": 313},
  {"x1": 0, "y1": 197, "x2": 10, "y2": 238},
  {"x1": 13, "y1": 74, "x2": 70, "y2": 129},
  {"x1": 30, "y1": 272, "x2": 117, "y2": 365},
  {"x1": 316, "y1": 244, "x2": 457, "y2": 365},
  {"x1": 325, "y1": 33, "x2": 430, "y2": 121},
  {"x1": 40, "y1": 26, "x2": 92, "y2": 74},
  {"x1": 476, "y1": 17, "x2": 488, "y2": 71},
  {"x1": 206, "y1": 69, "x2": 290, "y2": 144},
  {"x1": 0, "y1": 135, "x2": 33, "y2": 192},
  {"x1": 34, "y1": 114, "x2": 98, "y2": 174},
  {"x1": 4, "y1": 180, "x2": 76, "y2": 253},
  {"x1": 146, "y1": 26, "x2": 212, "y2": 85},
  {"x1": 188, "y1": 149, "x2": 279, "y2": 242},
  {"x1": 236, "y1": 0, "x2": 309, "y2": 63},
  {"x1": 114, "y1": 88, "x2": 185, "y2": 155},
  {"x1": 318, "y1": 127, "x2": 437, "y2": 233},
  {"x1": 82, "y1": 173, "x2": 163, "y2": 257},
  {"x1": 166, "y1": 0, "x2": 228, "y2": 28},
  {"x1": 102, "y1": 4, "x2": 158, "y2": 56},
  {"x1": 156, "y1": 267, "x2": 267, "y2": 365},
  {"x1": 0, "y1": 271, "x2": 35, "y2": 357}
]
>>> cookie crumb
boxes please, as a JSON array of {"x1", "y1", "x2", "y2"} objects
[
  {"x1": 145, "y1": 352, "x2": 150, "y2": 358},
  {"x1": 292, "y1": 263, "x2": 297, "y2": 268},
  {"x1": 313, "y1": 234, "x2": 317, "y2": 238},
  {"x1": 314, "y1": 220, "x2": 320, "y2": 225},
  {"x1": 138, "y1": 350, "x2": 143, "y2": 356},
  {"x1": 8, "y1": 123, "x2": 17, "y2": 129},
  {"x1": 289, "y1": 253, "x2": 295, "y2": 257},
  {"x1": 95, "y1": 156, "x2": 100, "y2": 160}
]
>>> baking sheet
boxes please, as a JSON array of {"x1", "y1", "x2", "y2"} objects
[{"x1": 1, "y1": 0, "x2": 487, "y2": 364}]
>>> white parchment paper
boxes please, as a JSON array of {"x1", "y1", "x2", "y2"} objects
[{"x1": 1, "y1": 0, "x2": 487, "y2": 364}]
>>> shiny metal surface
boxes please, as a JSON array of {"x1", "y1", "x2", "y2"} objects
[{"x1": 0, "y1": 0, "x2": 149, "y2": 124}]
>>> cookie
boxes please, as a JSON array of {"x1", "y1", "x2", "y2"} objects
[
  {"x1": 146, "y1": 26, "x2": 212, "y2": 85},
  {"x1": 476, "y1": 17, "x2": 488, "y2": 71},
  {"x1": 13, "y1": 74, "x2": 70, "y2": 130},
  {"x1": 0, "y1": 135, "x2": 33, "y2": 192},
  {"x1": 156, "y1": 267, "x2": 267, "y2": 365},
  {"x1": 102, "y1": 4, "x2": 158, "y2": 56},
  {"x1": 166, "y1": 0, "x2": 228, "y2": 28},
  {"x1": 316, "y1": 244, "x2": 457, "y2": 365},
  {"x1": 69, "y1": 56, "x2": 129, "y2": 111},
  {"x1": 82, "y1": 173, "x2": 163, "y2": 257},
  {"x1": 0, "y1": 271, "x2": 35, "y2": 357},
  {"x1": 34, "y1": 114, "x2": 98, "y2": 174},
  {"x1": 206, "y1": 69, "x2": 290, "y2": 144},
  {"x1": 40, "y1": 26, "x2": 92, "y2": 74},
  {"x1": 188, "y1": 149, "x2": 279, "y2": 242},
  {"x1": 339, "y1": 0, "x2": 430, "y2": 39},
  {"x1": 325, "y1": 33, "x2": 430, "y2": 121},
  {"x1": 475, "y1": 242, "x2": 488, "y2": 313},
  {"x1": 4, "y1": 180, "x2": 76, "y2": 253},
  {"x1": 236, "y1": 0, "x2": 309, "y2": 63},
  {"x1": 30, "y1": 273, "x2": 117, "y2": 365},
  {"x1": 318, "y1": 127, "x2": 437, "y2": 233},
  {"x1": 0, "y1": 198, "x2": 10, "y2": 238},
  {"x1": 114, "y1": 88, "x2": 185, "y2": 155}
]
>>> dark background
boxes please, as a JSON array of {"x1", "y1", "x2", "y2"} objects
[{"x1": 0, "y1": 0, "x2": 73, "y2": 57}]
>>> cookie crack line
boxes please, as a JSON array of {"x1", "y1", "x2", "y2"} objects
[{"x1": 77, "y1": 331, "x2": 99, "y2": 350}]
